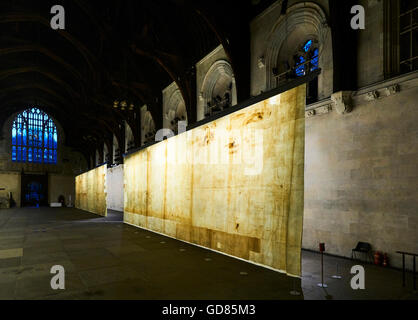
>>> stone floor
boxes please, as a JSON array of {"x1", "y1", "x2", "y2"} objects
[{"x1": 0, "y1": 207, "x2": 416, "y2": 300}]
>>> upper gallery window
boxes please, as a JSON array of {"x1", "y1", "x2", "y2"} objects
[
  {"x1": 399, "y1": 0, "x2": 418, "y2": 73},
  {"x1": 12, "y1": 108, "x2": 58, "y2": 164},
  {"x1": 294, "y1": 39, "x2": 319, "y2": 77},
  {"x1": 294, "y1": 39, "x2": 319, "y2": 104}
]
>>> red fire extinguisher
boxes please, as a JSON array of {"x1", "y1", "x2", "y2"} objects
[
  {"x1": 382, "y1": 253, "x2": 389, "y2": 267},
  {"x1": 374, "y1": 251, "x2": 381, "y2": 265}
]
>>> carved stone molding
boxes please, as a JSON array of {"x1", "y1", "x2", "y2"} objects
[
  {"x1": 386, "y1": 84, "x2": 400, "y2": 96},
  {"x1": 305, "y1": 71, "x2": 417, "y2": 118},
  {"x1": 257, "y1": 56, "x2": 265, "y2": 69},
  {"x1": 306, "y1": 109, "x2": 316, "y2": 118},
  {"x1": 316, "y1": 104, "x2": 332, "y2": 115},
  {"x1": 305, "y1": 100, "x2": 332, "y2": 118},
  {"x1": 331, "y1": 91, "x2": 353, "y2": 115},
  {"x1": 365, "y1": 90, "x2": 380, "y2": 101}
]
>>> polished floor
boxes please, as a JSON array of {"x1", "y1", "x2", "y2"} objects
[{"x1": 0, "y1": 207, "x2": 416, "y2": 300}]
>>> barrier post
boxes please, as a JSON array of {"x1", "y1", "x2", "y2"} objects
[
  {"x1": 332, "y1": 263, "x2": 342, "y2": 279},
  {"x1": 290, "y1": 278, "x2": 301, "y2": 296},
  {"x1": 317, "y1": 243, "x2": 328, "y2": 288}
]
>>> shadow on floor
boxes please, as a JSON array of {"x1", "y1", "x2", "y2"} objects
[
  {"x1": 1, "y1": 207, "x2": 416, "y2": 300},
  {"x1": 0, "y1": 207, "x2": 303, "y2": 300}
]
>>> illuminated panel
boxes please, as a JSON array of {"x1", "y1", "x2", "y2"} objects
[
  {"x1": 75, "y1": 165, "x2": 107, "y2": 217},
  {"x1": 124, "y1": 85, "x2": 306, "y2": 276}
]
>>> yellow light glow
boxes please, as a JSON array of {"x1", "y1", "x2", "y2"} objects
[{"x1": 123, "y1": 85, "x2": 306, "y2": 276}]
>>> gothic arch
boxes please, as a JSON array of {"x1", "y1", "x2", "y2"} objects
[
  {"x1": 141, "y1": 107, "x2": 156, "y2": 145},
  {"x1": 112, "y1": 134, "x2": 120, "y2": 164},
  {"x1": 165, "y1": 88, "x2": 187, "y2": 132},
  {"x1": 125, "y1": 121, "x2": 135, "y2": 153},
  {"x1": 265, "y1": 2, "x2": 331, "y2": 93},
  {"x1": 103, "y1": 142, "x2": 109, "y2": 163},
  {"x1": 199, "y1": 60, "x2": 237, "y2": 118}
]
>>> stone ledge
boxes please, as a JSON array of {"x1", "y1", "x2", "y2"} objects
[{"x1": 306, "y1": 70, "x2": 418, "y2": 118}]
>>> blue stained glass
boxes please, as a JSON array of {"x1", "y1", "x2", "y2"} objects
[
  {"x1": 38, "y1": 131, "x2": 42, "y2": 147},
  {"x1": 304, "y1": 40, "x2": 313, "y2": 53},
  {"x1": 12, "y1": 128, "x2": 16, "y2": 145},
  {"x1": 311, "y1": 48, "x2": 319, "y2": 71},
  {"x1": 23, "y1": 129, "x2": 27, "y2": 146},
  {"x1": 295, "y1": 56, "x2": 306, "y2": 77},
  {"x1": 17, "y1": 129, "x2": 21, "y2": 146},
  {"x1": 296, "y1": 40, "x2": 319, "y2": 77},
  {"x1": 11, "y1": 108, "x2": 57, "y2": 164},
  {"x1": 44, "y1": 132, "x2": 48, "y2": 147}
]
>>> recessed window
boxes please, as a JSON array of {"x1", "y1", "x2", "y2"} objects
[
  {"x1": 399, "y1": 0, "x2": 418, "y2": 73},
  {"x1": 295, "y1": 39, "x2": 319, "y2": 77},
  {"x1": 12, "y1": 108, "x2": 58, "y2": 164},
  {"x1": 293, "y1": 39, "x2": 319, "y2": 104}
]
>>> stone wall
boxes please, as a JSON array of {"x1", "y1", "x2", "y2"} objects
[
  {"x1": 303, "y1": 72, "x2": 418, "y2": 269},
  {"x1": 49, "y1": 174, "x2": 75, "y2": 206},
  {"x1": 0, "y1": 172, "x2": 20, "y2": 207}
]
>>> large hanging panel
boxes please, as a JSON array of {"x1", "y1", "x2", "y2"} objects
[
  {"x1": 124, "y1": 85, "x2": 306, "y2": 276},
  {"x1": 75, "y1": 165, "x2": 107, "y2": 217}
]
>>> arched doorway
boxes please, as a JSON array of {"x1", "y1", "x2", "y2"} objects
[{"x1": 21, "y1": 173, "x2": 48, "y2": 207}]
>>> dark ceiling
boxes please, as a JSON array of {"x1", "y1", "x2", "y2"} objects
[{"x1": 0, "y1": 0, "x2": 276, "y2": 159}]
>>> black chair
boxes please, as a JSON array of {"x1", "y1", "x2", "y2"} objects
[{"x1": 352, "y1": 242, "x2": 373, "y2": 263}]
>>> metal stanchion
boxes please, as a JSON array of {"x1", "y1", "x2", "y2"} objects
[
  {"x1": 290, "y1": 278, "x2": 301, "y2": 296},
  {"x1": 332, "y1": 263, "x2": 342, "y2": 279},
  {"x1": 397, "y1": 251, "x2": 418, "y2": 291},
  {"x1": 317, "y1": 243, "x2": 328, "y2": 288},
  {"x1": 402, "y1": 253, "x2": 406, "y2": 287},
  {"x1": 414, "y1": 256, "x2": 416, "y2": 292}
]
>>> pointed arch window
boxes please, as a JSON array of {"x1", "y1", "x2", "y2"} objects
[
  {"x1": 11, "y1": 108, "x2": 58, "y2": 164},
  {"x1": 293, "y1": 39, "x2": 319, "y2": 104},
  {"x1": 295, "y1": 39, "x2": 319, "y2": 77}
]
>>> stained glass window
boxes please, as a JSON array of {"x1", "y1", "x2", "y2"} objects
[
  {"x1": 295, "y1": 40, "x2": 319, "y2": 77},
  {"x1": 304, "y1": 39, "x2": 313, "y2": 53},
  {"x1": 311, "y1": 48, "x2": 319, "y2": 71},
  {"x1": 295, "y1": 56, "x2": 306, "y2": 77},
  {"x1": 12, "y1": 108, "x2": 58, "y2": 164}
]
